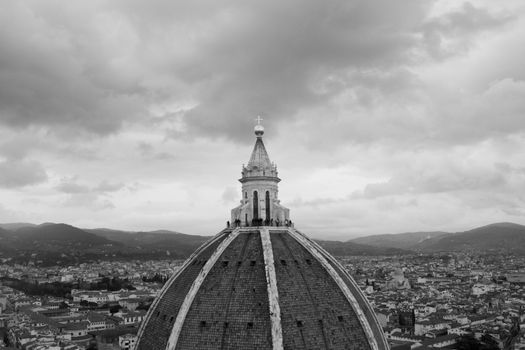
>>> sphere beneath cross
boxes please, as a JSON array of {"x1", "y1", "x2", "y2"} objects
[{"x1": 254, "y1": 124, "x2": 264, "y2": 136}]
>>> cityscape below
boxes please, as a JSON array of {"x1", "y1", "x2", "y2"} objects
[
  {"x1": 2, "y1": 0, "x2": 525, "y2": 349},
  {"x1": 1, "y1": 221, "x2": 525, "y2": 349},
  {"x1": 2, "y1": 124, "x2": 525, "y2": 350}
]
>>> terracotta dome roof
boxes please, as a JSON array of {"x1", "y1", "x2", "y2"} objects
[{"x1": 136, "y1": 227, "x2": 389, "y2": 350}]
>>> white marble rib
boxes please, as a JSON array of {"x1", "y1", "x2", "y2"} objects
[
  {"x1": 165, "y1": 228, "x2": 241, "y2": 350},
  {"x1": 295, "y1": 228, "x2": 390, "y2": 350},
  {"x1": 287, "y1": 228, "x2": 380, "y2": 350},
  {"x1": 260, "y1": 228, "x2": 284, "y2": 350},
  {"x1": 136, "y1": 229, "x2": 230, "y2": 344}
]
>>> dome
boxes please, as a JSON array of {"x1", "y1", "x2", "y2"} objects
[
  {"x1": 136, "y1": 228, "x2": 389, "y2": 350},
  {"x1": 135, "y1": 125, "x2": 389, "y2": 350}
]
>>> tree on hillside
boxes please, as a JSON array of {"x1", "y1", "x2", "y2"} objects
[
  {"x1": 481, "y1": 334, "x2": 499, "y2": 349},
  {"x1": 456, "y1": 334, "x2": 499, "y2": 350},
  {"x1": 109, "y1": 304, "x2": 122, "y2": 315},
  {"x1": 3, "y1": 332, "x2": 9, "y2": 346}
]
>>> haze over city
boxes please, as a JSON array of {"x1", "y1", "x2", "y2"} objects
[{"x1": 1, "y1": 0, "x2": 525, "y2": 239}]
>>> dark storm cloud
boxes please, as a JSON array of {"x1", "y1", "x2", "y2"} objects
[
  {"x1": 422, "y1": 2, "x2": 514, "y2": 58},
  {"x1": 55, "y1": 182, "x2": 90, "y2": 194},
  {"x1": 136, "y1": 141, "x2": 176, "y2": 160},
  {"x1": 135, "y1": 0, "x2": 512, "y2": 143},
  {"x1": 0, "y1": 159, "x2": 47, "y2": 188},
  {"x1": 95, "y1": 181, "x2": 125, "y2": 193},
  {"x1": 0, "y1": 0, "x2": 433, "y2": 140},
  {"x1": 427, "y1": 79, "x2": 525, "y2": 144},
  {"x1": 0, "y1": 2, "x2": 148, "y2": 135},
  {"x1": 0, "y1": 0, "x2": 515, "y2": 147},
  {"x1": 358, "y1": 160, "x2": 509, "y2": 199},
  {"x1": 0, "y1": 134, "x2": 40, "y2": 160},
  {"x1": 55, "y1": 178, "x2": 123, "y2": 210},
  {"x1": 360, "y1": 171, "x2": 505, "y2": 198},
  {"x1": 167, "y1": 0, "x2": 433, "y2": 141},
  {"x1": 56, "y1": 178, "x2": 124, "y2": 194}
]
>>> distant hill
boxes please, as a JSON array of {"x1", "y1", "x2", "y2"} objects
[
  {"x1": 351, "y1": 231, "x2": 449, "y2": 249},
  {"x1": 3, "y1": 221, "x2": 525, "y2": 265},
  {"x1": 0, "y1": 224, "x2": 118, "y2": 263},
  {"x1": 0, "y1": 227, "x2": 14, "y2": 243},
  {"x1": 14, "y1": 223, "x2": 112, "y2": 246},
  {"x1": 86, "y1": 228, "x2": 206, "y2": 245},
  {"x1": 85, "y1": 228, "x2": 211, "y2": 257},
  {"x1": 316, "y1": 240, "x2": 410, "y2": 256},
  {"x1": 0, "y1": 227, "x2": 13, "y2": 249},
  {"x1": 0, "y1": 222, "x2": 36, "y2": 230},
  {"x1": 350, "y1": 222, "x2": 525, "y2": 254},
  {"x1": 0, "y1": 222, "x2": 413, "y2": 263},
  {"x1": 0, "y1": 223, "x2": 213, "y2": 264},
  {"x1": 418, "y1": 222, "x2": 525, "y2": 253}
]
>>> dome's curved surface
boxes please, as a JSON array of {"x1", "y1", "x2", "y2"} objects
[
  {"x1": 136, "y1": 124, "x2": 389, "y2": 350},
  {"x1": 136, "y1": 227, "x2": 389, "y2": 350}
]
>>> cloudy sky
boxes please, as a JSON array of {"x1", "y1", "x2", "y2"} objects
[{"x1": 1, "y1": 0, "x2": 525, "y2": 239}]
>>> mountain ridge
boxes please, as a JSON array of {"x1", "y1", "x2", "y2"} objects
[
  {"x1": 350, "y1": 222, "x2": 525, "y2": 253},
  {"x1": 2, "y1": 222, "x2": 525, "y2": 265},
  {"x1": 14, "y1": 223, "x2": 112, "y2": 245},
  {"x1": 0, "y1": 222, "x2": 410, "y2": 262},
  {"x1": 0, "y1": 222, "x2": 37, "y2": 230},
  {"x1": 350, "y1": 231, "x2": 449, "y2": 249}
]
